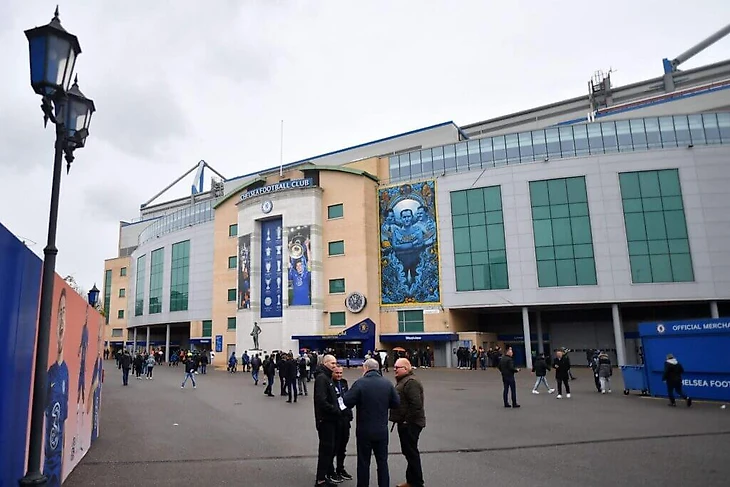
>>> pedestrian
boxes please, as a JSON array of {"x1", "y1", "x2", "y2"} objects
[
  {"x1": 134, "y1": 352, "x2": 144, "y2": 380},
  {"x1": 228, "y1": 352, "x2": 238, "y2": 374},
  {"x1": 263, "y1": 355, "x2": 276, "y2": 397},
  {"x1": 590, "y1": 350, "x2": 602, "y2": 393},
  {"x1": 553, "y1": 349, "x2": 571, "y2": 399},
  {"x1": 314, "y1": 354, "x2": 341, "y2": 487},
  {"x1": 531, "y1": 353, "x2": 554, "y2": 394},
  {"x1": 285, "y1": 354, "x2": 298, "y2": 403},
  {"x1": 145, "y1": 354, "x2": 155, "y2": 380},
  {"x1": 251, "y1": 353, "x2": 262, "y2": 385},
  {"x1": 120, "y1": 350, "x2": 132, "y2": 386},
  {"x1": 330, "y1": 365, "x2": 353, "y2": 482},
  {"x1": 597, "y1": 351, "x2": 613, "y2": 394},
  {"x1": 662, "y1": 353, "x2": 692, "y2": 407},
  {"x1": 298, "y1": 353, "x2": 309, "y2": 396},
  {"x1": 498, "y1": 347, "x2": 520, "y2": 408},
  {"x1": 389, "y1": 358, "x2": 425, "y2": 487},
  {"x1": 343, "y1": 358, "x2": 400, "y2": 487},
  {"x1": 200, "y1": 351, "x2": 209, "y2": 374},
  {"x1": 181, "y1": 354, "x2": 197, "y2": 389}
]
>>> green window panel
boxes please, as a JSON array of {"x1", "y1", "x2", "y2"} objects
[
  {"x1": 450, "y1": 186, "x2": 509, "y2": 291},
  {"x1": 117, "y1": 309, "x2": 124, "y2": 319},
  {"x1": 202, "y1": 320, "x2": 212, "y2": 337},
  {"x1": 135, "y1": 255, "x2": 146, "y2": 316},
  {"x1": 229, "y1": 224, "x2": 238, "y2": 237},
  {"x1": 619, "y1": 169, "x2": 694, "y2": 283},
  {"x1": 529, "y1": 176, "x2": 598, "y2": 287},
  {"x1": 398, "y1": 310, "x2": 424, "y2": 333},
  {"x1": 328, "y1": 204, "x2": 344, "y2": 219},
  {"x1": 227, "y1": 317, "x2": 236, "y2": 330},
  {"x1": 170, "y1": 240, "x2": 190, "y2": 312},
  {"x1": 228, "y1": 256, "x2": 237, "y2": 269},
  {"x1": 103, "y1": 269, "x2": 112, "y2": 324},
  {"x1": 330, "y1": 312, "x2": 346, "y2": 327},
  {"x1": 149, "y1": 248, "x2": 164, "y2": 314},
  {"x1": 329, "y1": 278, "x2": 346, "y2": 294},
  {"x1": 120, "y1": 267, "x2": 127, "y2": 277},
  {"x1": 227, "y1": 288, "x2": 236, "y2": 301},
  {"x1": 328, "y1": 240, "x2": 345, "y2": 256},
  {"x1": 119, "y1": 288, "x2": 126, "y2": 298}
]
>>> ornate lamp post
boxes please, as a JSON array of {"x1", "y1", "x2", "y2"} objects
[
  {"x1": 20, "y1": 8, "x2": 95, "y2": 486},
  {"x1": 87, "y1": 284, "x2": 100, "y2": 307}
]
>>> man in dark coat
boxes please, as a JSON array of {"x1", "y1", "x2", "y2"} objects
[
  {"x1": 119, "y1": 350, "x2": 132, "y2": 386},
  {"x1": 662, "y1": 353, "x2": 692, "y2": 407},
  {"x1": 263, "y1": 355, "x2": 276, "y2": 397},
  {"x1": 389, "y1": 358, "x2": 426, "y2": 487},
  {"x1": 343, "y1": 358, "x2": 400, "y2": 487},
  {"x1": 285, "y1": 354, "x2": 298, "y2": 403},
  {"x1": 498, "y1": 347, "x2": 520, "y2": 408},
  {"x1": 330, "y1": 366, "x2": 353, "y2": 481},
  {"x1": 553, "y1": 349, "x2": 571, "y2": 398},
  {"x1": 314, "y1": 354, "x2": 341, "y2": 487}
]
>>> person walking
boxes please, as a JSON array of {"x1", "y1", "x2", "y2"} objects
[
  {"x1": 181, "y1": 355, "x2": 197, "y2": 389},
  {"x1": 285, "y1": 354, "x2": 298, "y2": 403},
  {"x1": 662, "y1": 353, "x2": 692, "y2": 407},
  {"x1": 120, "y1": 350, "x2": 132, "y2": 386},
  {"x1": 330, "y1": 365, "x2": 353, "y2": 482},
  {"x1": 597, "y1": 351, "x2": 613, "y2": 394},
  {"x1": 343, "y1": 358, "x2": 400, "y2": 487},
  {"x1": 145, "y1": 354, "x2": 156, "y2": 380},
  {"x1": 251, "y1": 353, "x2": 262, "y2": 385},
  {"x1": 298, "y1": 353, "x2": 309, "y2": 396},
  {"x1": 263, "y1": 355, "x2": 276, "y2": 397},
  {"x1": 553, "y1": 349, "x2": 571, "y2": 399},
  {"x1": 314, "y1": 354, "x2": 341, "y2": 487},
  {"x1": 590, "y1": 350, "x2": 602, "y2": 393},
  {"x1": 498, "y1": 347, "x2": 520, "y2": 408},
  {"x1": 531, "y1": 353, "x2": 554, "y2": 394},
  {"x1": 389, "y1": 358, "x2": 425, "y2": 487}
]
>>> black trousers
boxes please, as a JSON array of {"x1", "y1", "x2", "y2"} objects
[
  {"x1": 286, "y1": 378, "x2": 298, "y2": 402},
  {"x1": 264, "y1": 374, "x2": 275, "y2": 395},
  {"x1": 333, "y1": 420, "x2": 351, "y2": 472},
  {"x1": 397, "y1": 423, "x2": 424, "y2": 487},
  {"x1": 556, "y1": 376, "x2": 571, "y2": 395},
  {"x1": 356, "y1": 436, "x2": 389, "y2": 487},
  {"x1": 502, "y1": 377, "x2": 517, "y2": 406},
  {"x1": 316, "y1": 421, "x2": 337, "y2": 482},
  {"x1": 593, "y1": 372, "x2": 601, "y2": 391},
  {"x1": 667, "y1": 382, "x2": 688, "y2": 404},
  {"x1": 280, "y1": 375, "x2": 286, "y2": 395}
]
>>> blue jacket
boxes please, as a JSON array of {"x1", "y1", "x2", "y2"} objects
[{"x1": 343, "y1": 370, "x2": 400, "y2": 440}]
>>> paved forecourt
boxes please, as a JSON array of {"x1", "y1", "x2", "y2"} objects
[{"x1": 64, "y1": 362, "x2": 730, "y2": 486}]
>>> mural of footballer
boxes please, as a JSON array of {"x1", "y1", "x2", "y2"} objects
[
  {"x1": 44, "y1": 288, "x2": 69, "y2": 487},
  {"x1": 72, "y1": 307, "x2": 89, "y2": 460},
  {"x1": 88, "y1": 316, "x2": 104, "y2": 443}
]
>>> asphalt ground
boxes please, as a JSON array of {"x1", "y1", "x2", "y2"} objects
[{"x1": 64, "y1": 362, "x2": 730, "y2": 486}]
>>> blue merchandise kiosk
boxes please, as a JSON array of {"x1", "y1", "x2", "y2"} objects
[{"x1": 639, "y1": 318, "x2": 730, "y2": 402}]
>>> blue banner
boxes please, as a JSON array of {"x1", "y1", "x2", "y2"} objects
[
  {"x1": 260, "y1": 218, "x2": 283, "y2": 318},
  {"x1": 215, "y1": 335, "x2": 223, "y2": 353}
]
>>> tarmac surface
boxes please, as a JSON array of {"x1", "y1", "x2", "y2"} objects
[{"x1": 65, "y1": 361, "x2": 730, "y2": 486}]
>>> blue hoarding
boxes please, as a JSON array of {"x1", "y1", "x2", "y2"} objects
[
  {"x1": 215, "y1": 335, "x2": 223, "y2": 353},
  {"x1": 639, "y1": 318, "x2": 730, "y2": 402},
  {"x1": 260, "y1": 218, "x2": 283, "y2": 318}
]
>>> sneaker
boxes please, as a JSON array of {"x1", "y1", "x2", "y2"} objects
[
  {"x1": 601, "y1": 391, "x2": 606, "y2": 394},
  {"x1": 566, "y1": 393, "x2": 571, "y2": 398},
  {"x1": 193, "y1": 385, "x2": 196, "y2": 389},
  {"x1": 181, "y1": 385, "x2": 184, "y2": 388},
  {"x1": 513, "y1": 404, "x2": 521, "y2": 408},
  {"x1": 556, "y1": 395, "x2": 562, "y2": 399},
  {"x1": 325, "y1": 474, "x2": 343, "y2": 484},
  {"x1": 532, "y1": 390, "x2": 540, "y2": 394},
  {"x1": 337, "y1": 469, "x2": 353, "y2": 480},
  {"x1": 504, "y1": 404, "x2": 512, "y2": 408},
  {"x1": 608, "y1": 389, "x2": 612, "y2": 393},
  {"x1": 548, "y1": 389, "x2": 555, "y2": 394}
]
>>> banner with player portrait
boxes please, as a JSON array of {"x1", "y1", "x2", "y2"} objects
[
  {"x1": 238, "y1": 234, "x2": 251, "y2": 309},
  {"x1": 287, "y1": 225, "x2": 312, "y2": 306},
  {"x1": 379, "y1": 180, "x2": 441, "y2": 305}
]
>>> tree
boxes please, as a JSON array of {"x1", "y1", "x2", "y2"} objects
[{"x1": 63, "y1": 274, "x2": 86, "y2": 299}]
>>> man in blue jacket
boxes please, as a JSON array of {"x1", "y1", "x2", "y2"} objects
[{"x1": 343, "y1": 358, "x2": 400, "y2": 487}]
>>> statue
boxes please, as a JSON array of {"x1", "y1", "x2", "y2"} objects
[{"x1": 250, "y1": 322, "x2": 262, "y2": 349}]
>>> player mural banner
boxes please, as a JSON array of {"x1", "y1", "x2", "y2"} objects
[
  {"x1": 287, "y1": 225, "x2": 312, "y2": 306},
  {"x1": 238, "y1": 233, "x2": 251, "y2": 309},
  {"x1": 44, "y1": 275, "x2": 105, "y2": 486},
  {"x1": 379, "y1": 180, "x2": 440, "y2": 305},
  {"x1": 260, "y1": 218, "x2": 283, "y2": 318}
]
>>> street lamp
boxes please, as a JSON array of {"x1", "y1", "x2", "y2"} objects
[
  {"x1": 20, "y1": 8, "x2": 95, "y2": 487},
  {"x1": 87, "y1": 284, "x2": 100, "y2": 307}
]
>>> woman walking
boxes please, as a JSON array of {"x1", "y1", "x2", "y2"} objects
[
  {"x1": 146, "y1": 354, "x2": 156, "y2": 380},
  {"x1": 531, "y1": 353, "x2": 554, "y2": 394}
]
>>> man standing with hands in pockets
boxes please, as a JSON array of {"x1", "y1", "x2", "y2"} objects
[
  {"x1": 390, "y1": 358, "x2": 426, "y2": 487},
  {"x1": 499, "y1": 347, "x2": 520, "y2": 408}
]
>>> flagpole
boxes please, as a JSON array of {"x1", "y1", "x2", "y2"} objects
[{"x1": 279, "y1": 119, "x2": 284, "y2": 177}]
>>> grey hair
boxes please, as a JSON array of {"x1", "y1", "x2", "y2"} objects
[{"x1": 363, "y1": 358, "x2": 379, "y2": 371}]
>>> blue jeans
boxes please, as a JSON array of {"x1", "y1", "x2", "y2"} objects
[
  {"x1": 122, "y1": 368, "x2": 130, "y2": 385},
  {"x1": 252, "y1": 369, "x2": 259, "y2": 383},
  {"x1": 182, "y1": 372, "x2": 196, "y2": 387},
  {"x1": 533, "y1": 376, "x2": 552, "y2": 391}
]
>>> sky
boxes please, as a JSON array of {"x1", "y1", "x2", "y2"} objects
[{"x1": 1, "y1": 0, "x2": 729, "y2": 293}]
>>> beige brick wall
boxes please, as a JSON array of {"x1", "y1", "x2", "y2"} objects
[{"x1": 103, "y1": 256, "x2": 131, "y2": 347}]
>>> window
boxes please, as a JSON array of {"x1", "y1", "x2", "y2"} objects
[
  {"x1": 111, "y1": 328, "x2": 123, "y2": 337},
  {"x1": 229, "y1": 223, "x2": 238, "y2": 237},
  {"x1": 228, "y1": 256, "x2": 237, "y2": 269},
  {"x1": 450, "y1": 186, "x2": 509, "y2": 291},
  {"x1": 529, "y1": 177, "x2": 598, "y2": 287},
  {"x1": 202, "y1": 320, "x2": 212, "y2": 337},
  {"x1": 120, "y1": 267, "x2": 127, "y2": 277},
  {"x1": 170, "y1": 241, "x2": 190, "y2": 312},
  {"x1": 328, "y1": 240, "x2": 345, "y2": 256},
  {"x1": 330, "y1": 311, "x2": 346, "y2": 327},
  {"x1": 329, "y1": 278, "x2": 346, "y2": 294},
  {"x1": 227, "y1": 288, "x2": 236, "y2": 302},
  {"x1": 398, "y1": 310, "x2": 424, "y2": 333},
  {"x1": 619, "y1": 169, "x2": 694, "y2": 283},
  {"x1": 227, "y1": 317, "x2": 236, "y2": 330},
  {"x1": 117, "y1": 309, "x2": 125, "y2": 319},
  {"x1": 118, "y1": 288, "x2": 125, "y2": 298},
  {"x1": 103, "y1": 269, "x2": 112, "y2": 324},
  {"x1": 149, "y1": 248, "x2": 164, "y2": 314},
  {"x1": 328, "y1": 204, "x2": 344, "y2": 219},
  {"x1": 135, "y1": 255, "x2": 146, "y2": 316}
]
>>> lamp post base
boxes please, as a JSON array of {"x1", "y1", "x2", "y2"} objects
[{"x1": 19, "y1": 472, "x2": 47, "y2": 486}]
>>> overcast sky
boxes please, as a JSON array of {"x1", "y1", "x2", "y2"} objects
[{"x1": 1, "y1": 0, "x2": 729, "y2": 293}]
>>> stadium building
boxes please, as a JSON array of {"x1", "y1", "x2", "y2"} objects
[{"x1": 102, "y1": 30, "x2": 730, "y2": 368}]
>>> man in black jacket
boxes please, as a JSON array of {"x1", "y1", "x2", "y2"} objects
[
  {"x1": 314, "y1": 354, "x2": 341, "y2": 487},
  {"x1": 343, "y1": 358, "x2": 400, "y2": 487},
  {"x1": 119, "y1": 350, "x2": 132, "y2": 386},
  {"x1": 263, "y1": 355, "x2": 276, "y2": 397},
  {"x1": 389, "y1": 358, "x2": 426, "y2": 487},
  {"x1": 662, "y1": 353, "x2": 692, "y2": 407},
  {"x1": 285, "y1": 354, "x2": 298, "y2": 403},
  {"x1": 330, "y1": 365, "x2": 353, "y2": 481},
  {"x1": 498, "y1": 347, "x2": 520, "y2": 408}
]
